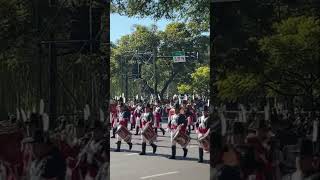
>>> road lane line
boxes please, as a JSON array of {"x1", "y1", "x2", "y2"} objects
[{"x1": 140, "y1": 171, "x2": 179, "y2": 179}]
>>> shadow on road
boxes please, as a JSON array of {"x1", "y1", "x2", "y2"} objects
[{"x1": 110, "y1": 148, "x2": 210, "y2": 165}]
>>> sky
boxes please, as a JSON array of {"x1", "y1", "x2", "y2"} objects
[{"x1": 110, "y1": 13, "x2": 172, "y2": 43}]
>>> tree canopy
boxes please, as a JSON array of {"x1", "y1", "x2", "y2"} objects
[
  {"x1": 111, "y1": 0, "x2": 209, "y2": 32},
  {"x1": 178, "y1": 66, "x2": 210, "y2": 96},
  {"x1": 111, "y1": 22, "x2": 209, "y2": 99},
  {"x1": 216, "y1": 15, "x2": 320, "y2": 109}
]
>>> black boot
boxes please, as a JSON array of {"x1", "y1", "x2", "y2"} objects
[
  {"x1": 188, "y1": 125, "x2": 191, "y2": 133},
  {"x1": 160, "y1": 128, "x2": 165, "y2": 136},
  {"x1": 198, "y1": 147, "x2": 204, "y2": 163},
  {"x1": 169, "y1": 145, "x2": 176, "y2": 159},
  {"x1": 192, "y1": 125, "x2": 195, "y2": 130},
  {"x1": 151, "y1": 143, "x2": 157, "y2": 154},
  {"x1": 127, "y1": 142, "x2": 133, "y2": 150},
  {"x1": 135, "y1": 127, "x2": 139, "y2": 135},
  {"x1": 139, "y1": 142, "x2": 146, "y2": 155},
  {"x1": 115, "y1": 141, "x2": 121, "y2": 152},
  {"x1": 130, "y1": 124, "x2": 134, "y2": 131},
  {"x1": 183, "y1": 148, "x2": 188, "y2": 158},
  {"x1": 154, "y1": 128, "x2": 158, "y2": 135}
]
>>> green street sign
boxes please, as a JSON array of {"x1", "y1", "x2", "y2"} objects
[{"x1": 172, "y1": 51, "x2": 186, "y2": 63}]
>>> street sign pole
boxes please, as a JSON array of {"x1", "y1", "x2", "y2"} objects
[{"x1": 172, "y1": 51, "x2": 186, "y2": 63}]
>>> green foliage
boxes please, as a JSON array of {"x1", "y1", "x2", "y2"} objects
[
  {"x1": 216, "y1": 15, "x2": 320, "y2": 106},
  {"x1": 111, "y1": 0, "x2": 209, "y2": 32},
  {"x1": 217, "y1": 72, "x2": 262, "y2": 102},
  {"x1": 177, "y1": 84, "x2": 192, "y2": 94},
  {"x1": 111, "y1": 22, "x2": 209, "y2": 98},
  {"x1": 259, "y1": 16, "x2": 320, "y2": 97},
  {"x1": 178, "y1": 66, "x2": 210, "y2": 96}
]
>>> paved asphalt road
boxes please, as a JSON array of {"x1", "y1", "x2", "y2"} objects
[{"x1": 110, "y1": 124, "x2": 210, "y2": 180}]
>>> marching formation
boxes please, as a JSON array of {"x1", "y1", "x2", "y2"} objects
[
  {"x1": 110, "y1": 94, "x2": 210, "y2": 163},
  {"x1": 0, "y1": 100, "x2": 109, "y2": 180}
]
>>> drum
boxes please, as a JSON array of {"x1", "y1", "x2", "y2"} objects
[
  {"x1": 173, "y1": 128, "x2": 191, "y2": 148},
  {"x1": 115, "y1": 125, "x2": 132, "y2": 143},
  {"x1": 198, "y1": 129, "x2": 210, "y2": 152},
  {"x1": 142, "y1": 123, "x2": 157, "y2": 142}
]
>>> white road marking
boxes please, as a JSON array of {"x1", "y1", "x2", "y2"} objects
[
  {"x1": 126, "y1": 153, "x2": 138, "y2": 156},
  {"x1": 140, "y1": 171, "x2": 179, "y2": 179}
]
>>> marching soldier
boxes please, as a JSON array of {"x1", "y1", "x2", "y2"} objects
[
  {"x1": 129, "y1": 103, "x2": 136, "y2": 130},
  {"x1": 140, "y1": 104, "x2": 157, "y2": 155},
  {"x1": 154, "y1": 102, "x2": 165, "y2": 136},
  {"x1": 168, "y1": 103, "x2": 188, "y2": 159},
  {"x1": 196, "y1": 105, "x2": 209, "y2": 163},
  {"x1": 133, "y1": 102, "x2": 143, "y2": 135},
  {"x1": 110, "y1": 100, "x2": 118, "y2": 138},
  {"x1": 186, "y1": 103, "x2": 196, "y2": 135},
  {"x1": 115, "y1": 103, "x2": 133, "y2": 152}
]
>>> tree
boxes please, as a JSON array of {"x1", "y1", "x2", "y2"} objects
[
  {"x1": 0, "y1": 0, "x2": 109, "y2": 118},
  {"x1": 111, "y1": 22, "x2": 209, "y2": 99},
  {"x1": 111, "y1": 0, "x2": 209, "y2": 32},
  {"x1": 259, "y1": 16, "x2": 320, "y2": 109},
  {"x1": 216, "y1": 16, "x2": 320, "y2": 110},
  {"x1": 178, "y1": 66, "x2": 210, "y2": 96}
]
